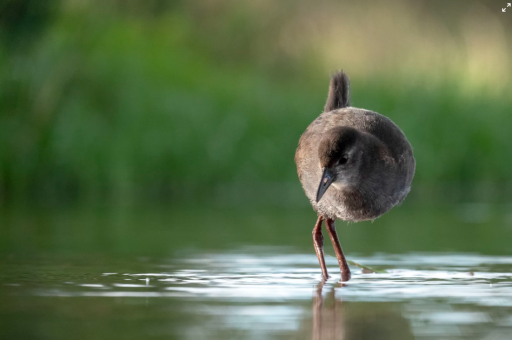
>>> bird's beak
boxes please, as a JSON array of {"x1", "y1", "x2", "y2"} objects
[{"x1": 316, "y1": 168, "x2": 336, "y2": 203}]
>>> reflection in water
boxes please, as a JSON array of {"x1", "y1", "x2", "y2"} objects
[
  {"x1": 312, "y1": 279, "x2": 344, "y2": 340},
  {"x1": 312, "y1": 280, "x2": 414, "y2": 340},
  {"x1": 2, "y1": 250, "x2": 512, "y2": 340}
]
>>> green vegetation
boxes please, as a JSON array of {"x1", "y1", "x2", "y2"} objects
[{"x1": 1, "y1": 1, "x2": 511, "y2": 205}]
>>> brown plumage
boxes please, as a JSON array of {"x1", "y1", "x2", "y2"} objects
[{"x1": 295, "y1": 71, "x2": 415, "y2": 280}]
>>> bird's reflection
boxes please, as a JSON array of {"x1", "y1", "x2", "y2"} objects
[
  {"x1": 311, "y1": 279, "x2": 414, "y2": 340},
  {"x1": 312, "y1": 279, "x2": 345, "y2": 340}
]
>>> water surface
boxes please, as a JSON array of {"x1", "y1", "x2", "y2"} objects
[{"x1": 2, "y1": 249, "x2": 512, "y2": 340}]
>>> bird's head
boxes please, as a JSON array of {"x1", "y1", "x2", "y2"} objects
[{"x1": 316, "y1": 126, "x2": 366, "y2": 202}]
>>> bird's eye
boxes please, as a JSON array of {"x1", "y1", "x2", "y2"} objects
[{"x1": 338, "y1": 156, "x2": 348, "y2": 165}]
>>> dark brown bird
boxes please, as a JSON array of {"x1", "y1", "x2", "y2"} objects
[{"x1": 295, "y1": 71, "x2": 415, "y2": 281}]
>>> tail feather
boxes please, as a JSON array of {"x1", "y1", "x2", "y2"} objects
[{"x1": 324, "y1": 71, "x2": 350, "y2": 112}]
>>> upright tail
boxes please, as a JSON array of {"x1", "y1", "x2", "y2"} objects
[{"x1": 324, "y1": 70, "x2": 350, "y2": 112}]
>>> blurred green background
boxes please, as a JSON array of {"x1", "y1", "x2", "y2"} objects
[{"x1": 1, "y1": 0, "x2": 512, "y2": 255}]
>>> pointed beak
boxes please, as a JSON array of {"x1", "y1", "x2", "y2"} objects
[{"x1": 316, "y1": 168, "x2": 336, "y2": 203}]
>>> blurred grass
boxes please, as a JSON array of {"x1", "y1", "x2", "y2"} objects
[{"x1": 1, "y1": 0, "x2": 511, "y2": 206}]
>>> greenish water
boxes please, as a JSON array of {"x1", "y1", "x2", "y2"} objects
[{"x1": 2, "y1": 204, "x2": 512, "y2": 339}]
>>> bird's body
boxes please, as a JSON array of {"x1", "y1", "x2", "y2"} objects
[
  {"x1": 295, "y1": 71, "x2": 415, "y2": 280},
  {"x1": 296, "y1": 108, "x2": 415, "y2": 221}
]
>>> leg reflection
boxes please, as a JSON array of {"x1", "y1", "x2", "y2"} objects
[
  {"x1": 312, "y1": 279, "x2": 326, "y2": 340},
  {"x1": 312, "y1": 280, "x2": 345, "y2": 340},
  {"x1": 311, "y1": 280, "x2": 415, "y2": 340}
]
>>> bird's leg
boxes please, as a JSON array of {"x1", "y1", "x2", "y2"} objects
[
  {"x1": 312, "y1": 216, "x2": 329, "y2": 278},
  {"x1": 325, "y1": 219, "x2": 351, "y2": 281}
]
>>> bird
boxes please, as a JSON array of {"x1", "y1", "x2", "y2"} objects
[{"x1": 295, "y1": 71, "x2": 415, "y2": 281}]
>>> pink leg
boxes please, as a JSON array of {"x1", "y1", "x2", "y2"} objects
[
  {"x1": 325, "y1": 219, "x2": 351, "y2": 281},
  {"x1": 312, "y1": 216, "x2": 329, "y2": 278}
]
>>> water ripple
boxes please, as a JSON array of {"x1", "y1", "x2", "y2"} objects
[{"x1": 24, "y1": 252, "x2": 512, "y2": 307}]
